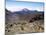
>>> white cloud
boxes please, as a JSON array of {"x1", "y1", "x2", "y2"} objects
[
  {"x1": 6, "y1": 5, "x2": 43, "y2": 12},
  {"x1": 7, "y1": 6, "x2": 32, "y2": 12},
  {"x1": 7, "y1": 6, "x2": 24, "y2": 11}
]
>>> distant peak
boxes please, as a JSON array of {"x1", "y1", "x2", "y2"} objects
[
  {"x1": 22, "y1": 8, "x2": 29, "y2": 12},
  {"x1": 23, "y1": 8, "x2": 28, "y2": 10}
]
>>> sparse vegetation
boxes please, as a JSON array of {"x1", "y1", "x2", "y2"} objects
[
  {"x1": 8, "y1": 30, "x2": 10, "y2": 32},
  {"x1": 5, "y1": 9, "x2": 44, "y2": 34},
  {"x1": 10, "y1": 24, "x2": 13, "y2": 27},
  {"x1": 29, "y1": 20, "x2": 33, "y2": 23},
  {"x1": 21, "y1": 22, "x2": 26, "y2": 25},
  {"x1": 21, "y1": 26, "x2": 24, "y2": 30}
]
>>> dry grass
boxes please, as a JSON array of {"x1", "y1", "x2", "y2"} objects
[{"x1": 5, "y1": 20, "x2": 44, "y2": 35}]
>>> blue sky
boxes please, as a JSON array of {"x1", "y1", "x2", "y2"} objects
[{"x1": 6, "y1": 0, "x2": 44, "y2": 11}]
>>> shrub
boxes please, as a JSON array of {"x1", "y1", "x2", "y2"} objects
[
  {"x1": 21, "y1": 26, "x2": 24, "y2": 30},
  {"x1": 21, "y1": 22, "x2": 26, "y2": 25},
  {"x1": 29, "y1": 20, "x2": 33, "y2": 23}
]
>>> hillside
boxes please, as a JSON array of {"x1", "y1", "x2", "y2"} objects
[{"x1": 5, "y1": 8, "x2": 44, "y2": 35}]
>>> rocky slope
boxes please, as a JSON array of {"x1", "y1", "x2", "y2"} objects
[
  {"x1": 5, "y1": 20, "x2": 44, "y2": 35},
  {"x1": 5, "y1": 8, "x2": 44, "y2": 35}
]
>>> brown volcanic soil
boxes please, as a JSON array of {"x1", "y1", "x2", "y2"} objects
[{"x1": 5, "y1": 19, "x2": 44, "y2": 35}]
